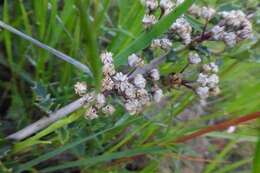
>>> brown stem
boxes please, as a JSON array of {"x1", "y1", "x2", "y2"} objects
[{"x1": 173, "y1": 111, "x2": 260, "y2": 143}]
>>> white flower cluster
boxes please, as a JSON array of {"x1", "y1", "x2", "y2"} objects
[
  {"x1": 189, "y1": 5, "x2": 216, "y2": 20},
  {"x1": 196, "y1": 62, "x2": 220, "y2": 99},
  {"x1": 141, "y1": 0, "x2": 189, "y2": 30},
  {"x1": 151, "y1": 38, "x2": 172, "y2": 50},
  {"x1": 142, "y1": 0, "x2": 194, "y2": 45},
  {"x1": 75, "y1": 51, "x2": 164, "y2": 117},
  {"x1": 171, "y1": 17, "x2": 192, "y2": 45},
  {"x1": 211, "y1": 10, "x2": 253, "y2": 47}
]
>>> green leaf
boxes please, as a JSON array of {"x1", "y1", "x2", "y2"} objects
[{"x1": 114, "y1": 0, "x2": 195, "y2": 66}]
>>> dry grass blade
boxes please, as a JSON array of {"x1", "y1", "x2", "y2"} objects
[{"x1": 0, "y1": 20, "x2": 92, "y2": 76}]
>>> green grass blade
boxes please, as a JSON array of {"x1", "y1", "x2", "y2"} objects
[
  {"x1": 253, "y1": 120, "x2": 260, "y2": 173},
  {"x1": 114, "y1": 0, "x2": 195, "y2": 66},
  {"x1": 40, "y1": 147, "x2": 168, "y2": 173},
  {"x1": 215, "y1": 158, "x2": 252, "y2": 173},
  {"x1": 0, "y1": 20, "x2": 92, "y2": 76},
  {"x1": 14, "y1": 117, "x2": 141, "y2": 173},
  {"x1": 13, "y1": 111, "x2": 84, "y2": 153},
  {"x1": 14, "y1": 127, "x2": 116, "y2": 173},
  {"x1": 77, "y1": 0, "x2": 102, "y2": 89}
]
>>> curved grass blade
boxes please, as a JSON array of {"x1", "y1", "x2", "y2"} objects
[
  {"x1": 114, "y1": 0, "x2": 195, "y2": 66},
  {"x1": 40, "y1": 147, "x2": 168, "y2": 173},
  {"x1": 14, "y1": 116, "x2": 141, "y2": 173},
  {"x1": 0, "y1": 20, "x2": 92, "y2": 76}
]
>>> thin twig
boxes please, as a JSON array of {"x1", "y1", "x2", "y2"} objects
[
  {"x1": 0, "y1": 21, "x2": 92, "y2": 76},
  {"x1": 172, "y1": 111, "x2": 260, "y2": 143},
  {"x1": 6, "y1": 96, "x2": 89, "y2": 140}
]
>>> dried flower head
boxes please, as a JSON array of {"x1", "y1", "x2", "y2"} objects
[
  {"x1": 153, "y1": 88, "x2": 164, "y2": 103},
  {"x1": 74, "y1": 82, "x2": 87, "y2": 96},
  {"x1": 103, "y1": 63, "x2": 116, "y2": 76},
  {"x1": 150, "y1": 68, "x2": 160, "y2": 81},
  {"x1": 196, "y1": 86, "x2": 209, "y2": 99},
  {"x1": 142, "y1": 14, "x2": 157, "y2": 29},
  {"x1": 102, "y1": 76, "x2": 114, "y2": 92},
  {"x1": 96, "y1": 93, "x2": 106, "y2": 109},
  {"x1": 143, "y1": 0, "x2": 158, "y2": 11},
  {"x1": 125, "y1": 99, "x2": 139, "y2": 115},
  {"x1": 134, "y1": 74, "x2": 147, "y2": 89},
  {"x1": 85, "y1": 107, "x2": 98, "y2": 120},
  {"x1": 101, "y1": 51, "x2": 113, "y2": 64},
  {"x1": 160, "y1": 0, "x2": 174, "y2": 11},
  {"x1": 128, "y1": 54, "x2": 144, "y2": 67},
  {"x1": 201, "y1": 6, "x2": 216, "y2": 20},
  {"x1": 188, "y1": 52, "x2": 201, "y2": 64},
  {"x1": 102, "y1": 104, "x2": 115, "y2": 115}
]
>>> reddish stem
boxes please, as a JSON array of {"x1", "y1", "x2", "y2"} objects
[{"x1": 173, "y1": 112, "x2": 260, "y2": 143}]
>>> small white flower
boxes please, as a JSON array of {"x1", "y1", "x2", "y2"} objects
[
  {"x1": 151, "y1": 38, "x2": 172, "y2": 50},
  {"x1": 151, "y1": 39, "x2": 161, "y2": 48},
  {"x1": 237, "y1": 27, "x2": 252, "y2": 40},
  {"x1": 142, "y1": 14, "x2": 157, "y2": 28},
  {"x1": 102, "y1": 104, "x2": 115, "y2": 115},
  {"x1": 188, "y1": 5, "x2": 201, "y2": 17},
  {"x1": 143, "y1": 0, "x2": 158, "y2": 11},
  {"x1": 102, "y1": 63, "x2": 116, "y2": 76},
  {"x1": 201, "y1": 7, "x2": 216, "y2": 20},
  {"x1": 182, "y1": 34, "x2": 192, "y2": 45},
  {"x1": 140, "y1": 95, "x2": 150, "y2": 106},
  {"x1": 153, "y1": 89, "x2": 163, "y2": 103},
  {"x1": 85, "y1": 107, "x2": 98, "y2": 120},
  {"x1": 209, "y1": 62, "x2": 219, "y2": 73},
  {"x1": 211, "y1": 25, "x2": 225, "y2": 40},
  {"x1": 227, "y1": 126, "x2": 236, "y2": 133},
  {"x1": 171, "y1": 18, "x2": 192, "y2": 45},
  {"x1": 197, "y1": 73, "x2": 208, "y2": 86},
  {"x1": 128, "y1": 54, "x2": 144, "y2": 67},
  {"x1": 207, "y1": 74, "x2": 219, "y2": 88},
  {"x1": 188, "y1": 52, "x2": 201, "y2": 64},
  {"x1": 124, "y1": 83, "x2": 136, "y2": 99},
  {"x1": 209, "y1": 86, "x2": 221, "y2": 96},
  {"x1": 83, "y1": 92, "x2": 96, "y2": 103},
  {"x1": 100, "y1": 52, "x2": 113, "y2": 64},
  {"x1": 74, "y1": 82, "x2": 87, "y2": 96},
  {"x1": 223, "y1": 32, "x2": 237, "y2": 47},
  {"x1": 160, "y1": 38, "x2": 173, "y2": 50},
  {"x1": 96, "y1": 93, "x2": 106, "y2": 108},
  {"x1": 202, "y1": 64, "x2": 211, "y2": 73},
  {"x1": 134, "y1": 74, "x2": 146, "y2": 89},
  {"x1": 150, "y1": 68, "x2": 160, "y2": 81},
  {"x1": 125, "y1": 99, "x2": 139, "y2": 115},
  {"x1": 136, "y1": 88, "x2": 149, "y2": 98},
  {"x1": 137, "y1": 89, "x2": 150, "y2": 105},
  {"x1": 196, "y1": 86, "x2": 209, "y2": 99},
  {"x1": 113, "y1": 72, "x2": 128, "y2": 82},
  {"x1": 160, "y1": 0, "x2": 174, "y2": 11},
  {"x1": 102, "y1": 76, "x2": 114, "y2": 92}
]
